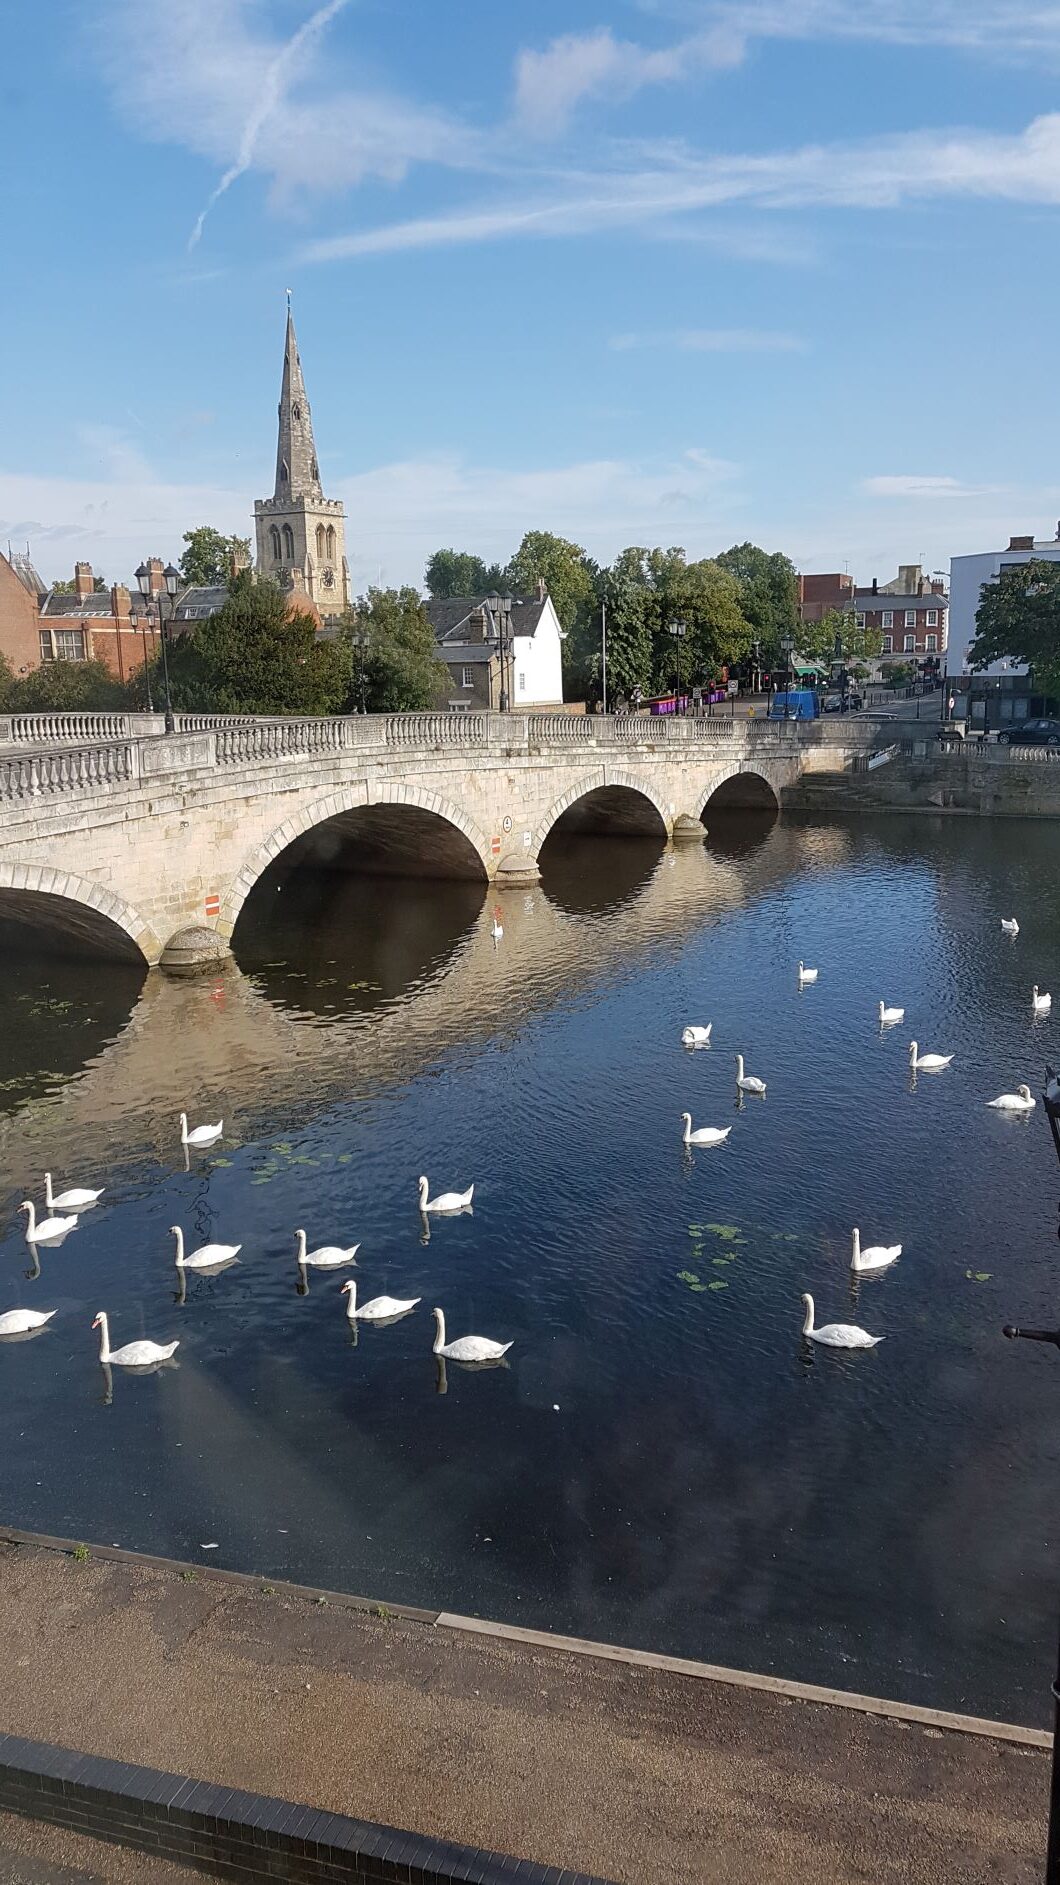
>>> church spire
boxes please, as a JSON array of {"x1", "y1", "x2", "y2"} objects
[{"x1": 274, "y1": 296, "x2": 322, "y2": 501}]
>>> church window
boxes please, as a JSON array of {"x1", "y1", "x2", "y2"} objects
[
  {"x1": 269, "y1": 526, "x2": 281, "y2": 561},
  {"x1": 316, "y1": 524, "x2": 327, "y2": 558},
  {"x1": 311, "y1": 457, "x2": 320, "y2": 485},
  {"x1": 280, "y1": 460, "x2": 289, "y2": 483},
  {"x1": 326, "y1": 525, "x2": 336, "y2": 561},
  {"x1": 282, "y1": 524, "x2": 295, "y2": 560},
  {"x1": 292, "y1": 403, "x2": 302, "y2": 421}
]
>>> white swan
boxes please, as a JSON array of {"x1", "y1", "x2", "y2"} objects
[
  {"x1": 491, "y1": 916, "x2": 503, "y2": 942},
  {"x1": 295, "y1": 1228, "x2": 360, "y2": 1271},
  {"x1": 1001, "y1": 917, "x2": 1019, "y2": 935},
  {"x1": 418, "y1": 1176, "x2": 474, "y2": 1214},
  {"x1": 432, "y1": 1307, "x2": 511, "y2": 1363},
  {"x1": 909, "y1": 1041, "x2": 953, "y2": 1072},
  {"x1": 0, "y1": 1308, "x2": 56, "y2": 1336},
  {"x1": 878, "y1": 1001, "x2": 905, "y2": 1026},
  {"x1": 19, "y1": 1200, "x2": 78, "y2": 1245},
  {"x1": 681, "y1": 1024, "x2": 712, "y2": 1047},
  {"x1": 341, "y1": 1279, "x2": 420, "y2": 1322},
  {"x1": 92, "y1": 1312, "x2": 178, "y2": 1367},
  {"x1": 171, "y1": 1225, "x2": 241, "y2": 1272},
  {"x1": 179, "y1": 1112, "x2": 223, "y2": 1147},
  {"x1": 680, "y1": 1113, "x2": 731, "y2": 1148},
  {"x1": 801, "y1": 1293, "x2": 881, "y2": 1349},
  {"x1": 988, "y1": 1084, "x2": 1036, "y2": 1112},
  {"x1": 1033, "y1": 985, "x2": 1052, "y2": 1014},
  {"x1": 798, "y1": 961, "x2": 819, "y2": 984},
  {"x1": 851, "y1": 1227, "x2": 901, "y2": 1274},
  {"x1": 735, "y1": 1054, "x2": 766, "y2": 1095},
  {"x1": 45, "y1": 1173, "x2": 103, "y2": 1211}
]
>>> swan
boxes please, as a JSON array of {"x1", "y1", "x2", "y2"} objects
[
  {"x1": 735, "y1": 1054, "x2": 766, "y2": 1095},
  {"x1": 909, "y1": 1041, "x2": 953, "y2": 1072},
  {"x1": 878, "y1": 1002, "x2": 905, "y2": 1026},
  {"x1": 295, "y1": 1228, "x2": 359, "y2": 1271},
  {"x1": 431, "y1": 1307, "x2": 511, "y2": 1363},
  {"x1": 418, "y1": 1176, "x2": 474, "y2": 1214},
  {"x1": 680, "y1": 1113, "x2": 731, "y2": 1148},
  {"x1": 801, "y1": 1293, "x2": 881, "y2": 1349},
  {"x1": 851, "y1": 1227, "x2": 901, "y2": 1274},
  {"x1": 341, "y1": 1279, "x2": 420, "y2": 1322},
  {"x1": 0, "y1": 1308, "x2": 56, "y2": 1336},
  {"x1": 92, "y1": 1312, "x2": 179, "y2": 1367},
  {"x1": 44, "y1": 1173, "x2": 103, "y2": 1211},
  {"x1": 681, "y1": 1024, "x2": 712, "y2": 1047},
  {"x1": 171, "y1": 1226, "x2": 241, "y2": 1272},
  {"x1": 1001, "y1": 917, "x2": 1019, "y2": 936},
  {"x1": 1033, "y1": 986, "x2": 1052, "y2": 1014},
  {"x1": 491, "y1": 916, "x2": 503, "y2": 942},
  {"x1": 19, "y1": 1201, "x2": 78, "y2": 1245},
  {"x1": 798, "y1": 961, "x2": 819, "y2": 984},
  {"x1": 179, "y1": 1112, "x2": 223, "y2": 1148},
  {"x1": 988, "y1": 1085, "x2": 1036, "y2": 1112}
]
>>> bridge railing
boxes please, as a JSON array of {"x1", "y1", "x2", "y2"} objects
[{"x1": 0, "y1": 741, "x2": 137, "y2": 800}]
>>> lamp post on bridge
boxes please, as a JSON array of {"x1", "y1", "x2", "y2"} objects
[
  {"x1": 672, "y1": 618, "x2": 687, "y2": 715},
  {"x1": 781, "y1": 634, "x2": 795, "y2": 723},
  {"x1": 136, "y1": 562, "x2": 179, "y2": 734}
]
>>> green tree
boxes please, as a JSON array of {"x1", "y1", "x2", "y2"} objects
[
  {"x1": 424, "y1": 548, "x2": 505, "y2": 599},
  {"x1": 0, "y1": 649, "x2": 13, "y2": 708},
  {"x1": 163, "y1": 575, "x2": 348, "y2": 715},
  {"x1": 48, "y1": 575, "x2": 108, "y2": 594},
  {"x1": 179, "y1": 526, "x2": 253, "y2": 588},
  {"x1": 716, "y1": 542, "x2": 799, "y2": 665},
  {"x1": 605, "y1": 547, "x2": 751, "y2": 695},
  {"x1": 344, "y1": 587, "x2": 449, "y2": 712},
  {"x1": 8, "y1": 657, "x2": 124, "y2": 712},
  {"x1": 597, "y1": 564, "x2": 651, "y2": 703},
  {"x1": 969, "y1": 558, "x2": 1060, "y2": 699},
  {"x1": 505, "y1": 531, "x2": 597, "y2": 693}
]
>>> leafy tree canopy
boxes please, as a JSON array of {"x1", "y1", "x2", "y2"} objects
[
  {"x1": 163, "y1": 574, "x2": 347, "y2": 715},
  {"x1": 7, "y1": 656, "x2": 124, "y2": 711},
  {"x1": 179, "y1": 526, "x2": 253, "y2": 588},
  {"x1": 716, "y1": 542, "x2": 799, "y2": 658},
  {"x1": 424, "y1": 548, "x2": 506, "y2": 599},
  {"x1": 798, "y1": 607, "x2": 882, "y2": 667},
  {"x1": 344, "y1": 587, "x2": 450, "y2": 712},
  {"x1": 969, "y1": 558, "x2": 1060, "y2": 699},
  {"x1": 48, "y1": 575, "x2": 108, "y2": 594}
]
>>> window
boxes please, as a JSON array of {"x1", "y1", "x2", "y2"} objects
[
  {"x1": 279, "y1": 460, "x2": 289, "y2": 483},
  {"x1": 39, "y1": 630, "x2": 54, "y2": 662},
  {"x1": 282, "y1": 524, "x2": 295, "y2": 560},
  {"x1": 926, "y1": 608, "x2": 938, "y2": 627},
  {"x1": 269, "y1": 525, "x2": 281, "y2": 561},
  {"x1": 925, "y1": 633, "x2": 937, "y2": 653},
  {"x1": 461, "y1": 665, "x2": 473, "y2": 688},
  {"x1": 903, "y1": 633, "x2": 915, "y2": 653},
  {"x1": 856, "y1": 612, "x2": 866, "y2": 628},
  {"x1": 316, "y1": 524, "x2": 327, "y2": 558},
  {"x1": 881, "y1": 636, "x2": 892, "y2": 654},
  {"x1": 904, "y1": 608, "x2": 915, "y2": 627},
  {"x1": 881, "y1": 610, "x2": 893, "y2": 630},
  {"x1": 518, "y1": 671, "x2": 526, "y2": 692},
  {"x1": 326, "y1": 525, "x2": 336, "y2": 561},
  {"x1": 54, "y1": 628, "x2": 86, "y2": 661}
]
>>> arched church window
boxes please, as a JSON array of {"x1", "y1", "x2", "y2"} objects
[
  {"x1": 316, "y1": 524, "x2": 327, "y2": 558},
  {"x1": 282, "y1": 524, "x2": 295, "y2": 560},
  {"x1": 311, "y1": 457, "x2": 320, "y2": 485},
  {"x1": 292, "y1": 403, "x2": 302, "y2": 421},
  {"x1": 269, "y1": 526, "x2": 281, "y2": 561},
  {"x1": 280, "y1": 460, "x2": 289, "y2": 483}
]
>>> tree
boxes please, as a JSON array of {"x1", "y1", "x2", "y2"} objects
[
  {"x1": 969, "y1": 558, "x2": 1060, "y2": 699},
  {"x1": 603, "y1": 546, "x2": 751, "y2": 695},
  {"x1": 179, "y1": 526, "x2": 252, "y2": 588},
  {"x1": 0, "y1": 649, "x2": 12, "y2": 708},
  {"x1": 504, "y1": 531, "x2": 599, "y2": 696},
  {"x1": 597, "y1": 564, "x2": 651, "y2": 704},
  {"x1": 716, "y1": 542, "x2": 799, "y2": 664},
  {"x1": 163, "y1": 575, "x2": 347, "y2": 715},
  {"x1": 48, "y1": 575, "x2": 107, "y2": 594},
  {"x1": 344, "y1": 587, "x2": 449, "y2": 712},
  {"x1": 424, "y1": 549, "x2": 505, "y2": 599},
  {"x1": 7, "y1": 657, "x2": 124, "y2": 712}
]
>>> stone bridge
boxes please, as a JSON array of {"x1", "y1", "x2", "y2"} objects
[{"x1": 0, "y1": 709, "x2": 867, "y2": 968}]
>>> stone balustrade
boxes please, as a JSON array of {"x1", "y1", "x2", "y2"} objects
[{"x1": 0, "y1": 742, "x2": 137, "y2": 800}]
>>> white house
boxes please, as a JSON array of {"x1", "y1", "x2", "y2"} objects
[
  {"x1": 425, "y1": 584, "x2": 565, "y2": 711},
  {"x1": 949, "y1": 528, "x2": 1060, "y2": 728}
]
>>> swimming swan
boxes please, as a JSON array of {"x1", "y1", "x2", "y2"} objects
[
  {"x1": 798, "y1": 961, "x2": 819, "y2": 984},
  {"x1": 1001, "y1": 917, "x2": 1019, "y2": 935},
  {"x1": 801, "y1": 1293, "x2": 881, "y2": 1349},
  {"x1": 735, "y1": 1054, "x2": 766, "y2": 1095},
  {"x1": 988, "y1": 1085, "x2": 1036, "y2": 1112},
  {"x1": 0, "y1": 1308, "x2": 56, "y2": 1336},
  {"x1": 681, "y1": 1025, "x2": 712, "y2": 1047},
  {"x1": 171, "y1": 1225, "x2": 241, "y2": 1271},
  {"x1": 1033, "y1": 986, "x2": 1052, "y2": 1014},
  {"x1": 341, "y1": 1279, "x2": 420, "y2": 1322},
  {"x1": 851, "y1": 1227, "x2": 901, "y2": 1274},
  {"x1": 179, "y1": 1113, "x2": 223, "y2": 1147},
  {"x1": 431, "y1": 1307, "x2": 511, "y2": 1363},
  {"x1": 878, "y1": 1002, "x2": 905, "y2": 1026},
  {"x1": 44, "y1": 1173, "x2": 103, "y2": 1211},
  {"x1": 418, "y1": 1176, "x2": 474, "y2": 1214},
  {"x1": 680, "y1": 1113, "x2": 731, "y2": 1148},
  {"x1": 19, "y1": 1201, "x2": 78, "y2": 1245},
  {"x1": 295, "y1": 1228, "x2": 360, "y2": 1270},
  {"x1": 909, "y1": 1041, "x2": 953, "y2": 1071},
  {"x1": 92, "y1": 1311, "x2": 179, "y2": 1367}
]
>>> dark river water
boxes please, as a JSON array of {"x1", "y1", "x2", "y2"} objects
[{"x1": 2, "y1": 811, "x2": 1059, "y2": 1726}]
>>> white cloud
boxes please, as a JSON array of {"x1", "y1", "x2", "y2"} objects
[
  {"x1": 611, "y1": 327, "x2": 805, "y2": 352},
  {"x1": 513, "y1": 25, "x2": 744, "y2": 136},
  {"x1": 862, "y1": 474, "x2": 996, "y2": 498},
  {"x1": 641, "y1": 0, "x2": 1060, "y2": 60}
]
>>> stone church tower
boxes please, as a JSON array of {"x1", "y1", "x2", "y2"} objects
[{"x1": 254, "y1": 299, "x2": 350, "y2": 617}]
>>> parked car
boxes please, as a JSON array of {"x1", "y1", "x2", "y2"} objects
[
  {"x1": 822, "y1": 693, "x2": 845, "y2": 713},
  {"x1": 997, "y1": 718, "x2": 1060, "y2": 747}
]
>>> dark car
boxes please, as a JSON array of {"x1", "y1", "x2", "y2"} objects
[{"x1": 997, "y1": 718, "x2": 1060, "y2": 746}]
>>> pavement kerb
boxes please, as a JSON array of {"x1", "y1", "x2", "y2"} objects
[{"x1": 1, "y1": 1523, "x2": 1049, "y2": 1753}]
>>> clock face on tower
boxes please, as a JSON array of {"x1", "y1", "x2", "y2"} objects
[{"x1": 321, "y1": 567, "x2": 335, "y2": 590}]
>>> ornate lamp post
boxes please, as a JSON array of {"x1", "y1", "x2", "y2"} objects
[
  {"x1": 488, "y1": 597, "x2": 513, "y2": 712},
  {"x1": 781, "y1": 634, "x2": 795, "y2": 721},
  {"x1": 135, "y1": 562, "x2": 179, "y2": 733},
  {"x1": 672, "y1": 618, "x2": 687, "y2": 714}
]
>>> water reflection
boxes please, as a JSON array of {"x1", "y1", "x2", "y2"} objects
[
  {"x1": 539, "y1": 834, "x2": 664, "y2": 916},
  {"x1": 703, "y1": 807, "x2": 777, "y2": 859},
  {"x1": 0, "y1": 916, "x2": 144, "y2": 1120}
]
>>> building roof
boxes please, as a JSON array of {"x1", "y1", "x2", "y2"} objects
[
  {"x1": 425, "y1": 594, "x2": 550, "y2": 643},
  {"x1": 40, "y1": 590, "x2": 146, "y2": 618},
  {"x1": 272, "y1": 302, "x2": 322, "y2": 503},
  {"x1": 172, "y1": 585, "x2": 228, "y2": 622},
  {"x1": 855, "y1": 592, "x2": 947, "y2": 610},
  {"x1": 438, "y1": 643, "x2": 498, "y2": 666},
  {"x1": 8, "y1": 551, "x2": 46, "y2": 597}
]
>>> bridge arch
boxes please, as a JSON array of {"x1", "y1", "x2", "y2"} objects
[
  {"x1": 534, "y1": 772, "x2": 670, "y2": 855},
  {"x1": 0, "y1": 862, "x2": 160, "y2": 963},
  {"x1": 221, "y1": 782, "x2": 491, "y2": 936},
  {"x1": 695, "y1": 765, "x2": 781, "y2": 817}
]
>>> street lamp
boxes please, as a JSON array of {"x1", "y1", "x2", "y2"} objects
[
  {"x1": 135, "y1": 561, "x2": 179, "y2": 733},
  {"x1": 487, "y1": 597, "x2": 512, "y2": 712},
  {"x1": 780, "y1": 635, "x2": 795, "y2": 722},
  {"x1": 672, "y1": 618, "x2": 688, "y2": 714}
]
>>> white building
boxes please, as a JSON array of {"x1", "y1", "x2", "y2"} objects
[
  {"x1": 949, "y1": 528, "x2": 1060, "y2": 728},
  {"x1": 425, "y1": 585, "x2": 565, "y2": 710}
]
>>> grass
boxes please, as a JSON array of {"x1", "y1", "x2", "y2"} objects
[{"x1": 71, "y1": 1544, "x2": 90, "y2": 1563}]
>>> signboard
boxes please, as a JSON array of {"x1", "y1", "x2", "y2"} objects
[
  {"x1": 491, "y1": 836, "x2": 502, "y2": 856},
  {"x1": 204, "y1": 893, "x2": 220, "y2": 918},
  {"x1": 502, "y1": 815, "x2": 513, "y2": 833}
]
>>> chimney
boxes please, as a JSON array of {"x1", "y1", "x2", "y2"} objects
[
  {"x1": 468, "y1": 607, "x2": 487, "y2": 644},
  {"x1": 871, "y1": 577, "x2": 878, "y2": 595},
  {"x1": 1008, "y1": 535, "x2": 1035, "y2": 552},
  {"x1": 535, "y1": 577, "x2": 546, "y2": 603},
  {"x1": 230, "y1": 542, "x2": 250, "y2": 581},
  {"x1": 74, "y1": 561, "x2": 94, "y2": 600},
  {"x1": 111, "y1": 583, "x2": 131, "y2": 620}
]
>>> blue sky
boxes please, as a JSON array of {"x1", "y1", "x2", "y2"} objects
[{"x1": 4, "y1": 0, "x2": 1060, "y2": 590}]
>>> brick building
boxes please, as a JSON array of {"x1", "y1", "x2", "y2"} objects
[
  {"x1": 798, "y1": 571, "x2": 854, "y2": 624},
  {"x1": 854, "y1": 565, "x2": 948, "y2": 669},
  {"x1": 0, "y1": 553, "x2": 163, "y2": 682},
  {"x1": 0, "y1": 550, "x2": 46, "y2": 674}
]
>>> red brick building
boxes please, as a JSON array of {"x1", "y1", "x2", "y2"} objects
[
  {"x1": 0, "y1": 550, "x2": 46, "y2": 674},
  {"x1": 798, "y1": 571, "x2": 854, "y2": 623},
  {"x1": 854, "y1": 567, "x2": 948, "y2": 669},
  {"x1": 0, "y1": 555, "x2": 164, "y2": 682}
]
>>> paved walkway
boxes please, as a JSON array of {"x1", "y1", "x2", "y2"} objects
[{"x1": 0, "y1": 1542, "x2": 1047, "y2": 1884}]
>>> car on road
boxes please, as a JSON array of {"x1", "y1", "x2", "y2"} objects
[{"x1": 997, "y1": 718, "x2": 1060, "y2": 747}]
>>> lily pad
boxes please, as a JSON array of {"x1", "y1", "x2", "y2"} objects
[
  {"x1": 707, "y1": 1280, "x2": 729, "y2": 1291},
  {"x1": 966, "y1": 1270, "x2": 992, "y2": 1282}
]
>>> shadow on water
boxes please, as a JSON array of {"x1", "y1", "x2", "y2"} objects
[
  {"x1": 539, "y1": 834, "x2": 666, "y2": 917},
  {"x1": 0, "y1": 914, "x2": 145, "y2": 1119},
  {"x1": 702, "y1": 808, "x2": 779, "y2": 860},
  {"x1": 233, "y1": 861, "x2": 486, "y2": 1018}
]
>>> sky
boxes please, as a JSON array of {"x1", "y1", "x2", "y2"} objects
[{"x1": 4, "y1": 0, "x2": 1060, "y2": 592}]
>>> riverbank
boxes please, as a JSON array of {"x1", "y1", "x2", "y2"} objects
[{"x1": 0, "y1": 1536, "x2": 1046, "y2": 1884}]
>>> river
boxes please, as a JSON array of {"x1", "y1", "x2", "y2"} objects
[{"x1": 1, "y1": 809, "x2": 1059, "y2": 1726}]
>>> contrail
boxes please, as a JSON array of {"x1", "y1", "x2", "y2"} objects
[{"x1": 188, "y1": 0, "x2": 351, "y2": 251}]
